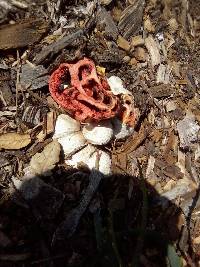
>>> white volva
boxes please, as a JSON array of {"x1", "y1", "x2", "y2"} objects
[
  {"x1": 55, "y1": 132, "x2": 86, "y2": 157},
  {"x1": 107, "y1": 76, "x2": 131, "y2": 96},
  {"x1": 53, "y1": 114, "x2": 80, "y2": 138},
  {"x1": 65, "y1": 144, "x2": 112, "y2": 175},
  {"x1": 53, "y1": 114, "x2": 86, "y2": 156},
  {"x1": 82, "y1": 120, "x2": 113, "y2": 145}
]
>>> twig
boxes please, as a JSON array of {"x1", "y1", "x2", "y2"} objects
[{"x1": 15, "y1": 50, "x2": 20, "y2": 116}]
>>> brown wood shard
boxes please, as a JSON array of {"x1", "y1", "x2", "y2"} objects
[{"x1": 0, "y1": 18, "x2": 48, "y2": 50}]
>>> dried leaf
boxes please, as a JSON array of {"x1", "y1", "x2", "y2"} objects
[
  {"x1": 0, "y1": 133, "x2": 31, "y2": 150},
  {"x1": 118, "y1": 0, "x2": 145, "y2": 39},
  {"x1": 30, "y1": 141, "x2": 60, "y2": 176}
]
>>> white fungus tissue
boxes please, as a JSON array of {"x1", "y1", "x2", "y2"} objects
[
  {"x1": 53, "y1": 114, "x2": 80, "y2": 138},
  {"x1": 107, "y1": 76, "x2": 131, "y2": 96},
  {"x1": 112, "y1": 118, "x2": 135, "y2": 140},
  {"x1": 65, "y1": 144, "x2": 112, "y2": 175},
  {"x1": 82, "y1": 120, "x2": 113, "y2": 145}
]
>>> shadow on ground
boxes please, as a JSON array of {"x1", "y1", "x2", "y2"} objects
[{"x1": 0, "y1": 168, "x2": 198, "y2": 267}]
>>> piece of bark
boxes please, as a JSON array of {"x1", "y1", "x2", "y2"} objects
[
  {"x1": 20, "y1": 64, "x2": 49, "y2": 90},
  {"x1": 148, "y1": 84, "x2": 173, "y2": 98},
  {"x1": 156, "y1": 64, "x2": 171, "y2": 84},
  {"x1": 94, "y1": 49, "x2": 123, "y2": 65},
  {"x1": 154, "y1": 158, "x2": 183, "y2": 180},
  {"x1": 0, "y1": 81, "x2": 15, "y2": 106},
  {"x1": 117, "y1": 35, "x2": 130, "y2": 51},
  {"x1": 118, "y1": 0, "x2": 145, "y2": 40},
  {"x1": 177, "y1": 113, "x2": 200, "y2": 150},
  {"x1": 34, "y1": 29, "x2": 84, "y2": 65},
  {"x1": 145, "y1": 35, "x2": 161, "y2": 67},
  {"x1": 97, "y1": 7, "x2": 119, "y2": 40},
  {"x1": 0, "y1": 18, "x2": 48, "y2": 50}
]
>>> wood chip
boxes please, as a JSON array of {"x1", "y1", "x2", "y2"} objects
[
  {"x1": 118, "y1": 0, "x2": 145, "y2": 39},
  {"x1": 145, "y1": 35, "x2": 161, "y2": 67},
  {"x1": 37, "y1": 111, "x2": 55, "y2": 141},
  {"x1": 0, "y1": 133, "x2": 31, "y2": 150},
  {"x1": 155, "y1": 158, "x2": 183, "y2": 180},
  {"x1": 97, "y1": 7, "x2": 119, "y2": 40},
  {"x1": 149, "y1": 84, "x2": 173, "y2": 98},
  {"x1": 0, "y1": 19, "x2": 48, "y2": 50},
  {"x1": 156, "y1": 64, "x2": 171, "y2": 84},
  {"x1": 100, "y1": 0, "x2": 112, "y2": 5},
  {"x1": 134, "y1": 47, "x2": 147, "y2": 62},
  {"x1": 165, "y1": 100, "x2": 177, "y2": 112},
  {"x1": 131, "y1": 35, "x2": 144, "y2": 47},
  {"x1": 117, "y1": 35, "x2": 130, "y2": 51},
  {"x1": 34, "y1": 29, "x2": 84, "y2": 65},
  {"x1": 30, "y1": 141, "x2": 60, "y2": 176},
  {"x1": 0, "y1": 81, "x2": 15, "y2": 106},
  {"x1": 20, "y1": 64, "x2": 49, "y2": 91},
  {"x1": 0, "y1": 154, "x2": 10, "y2": 167},
  {"x1": 144, "y1": 17, "x2": 155, "y2": 33},
  {"x1": 177, "y1": 113, "x2": 200, "y2": 149}
]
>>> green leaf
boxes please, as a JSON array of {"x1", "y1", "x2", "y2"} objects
[{"x1": 167, "y1": 244, "x2": 183, "y2": 267}]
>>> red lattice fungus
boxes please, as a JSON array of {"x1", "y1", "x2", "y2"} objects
[{"x1": 49, "y1": 58, "x2": 120, "y2": 122}]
